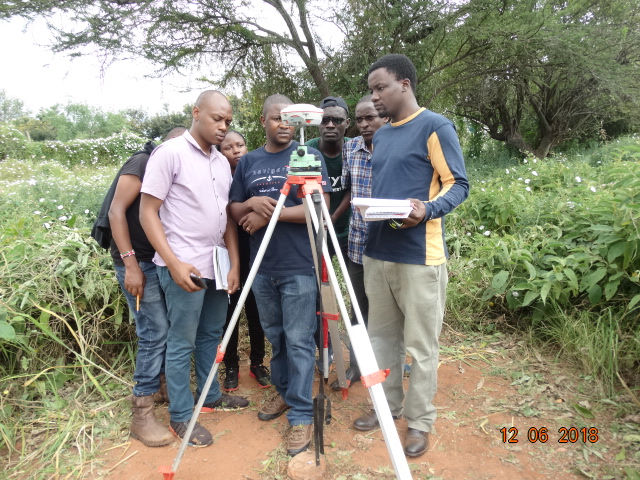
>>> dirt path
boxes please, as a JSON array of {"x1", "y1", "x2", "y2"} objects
[{"x1": 95, "y1": 331, "x2": 635, "y2": 479}]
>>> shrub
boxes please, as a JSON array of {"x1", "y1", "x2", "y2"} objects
[
  {"x1": 0, "y1": 124, "x2": 29, "y2": 160},
  {"x1": 39, "y1": 131, "x2": 148, "y2": 166}
]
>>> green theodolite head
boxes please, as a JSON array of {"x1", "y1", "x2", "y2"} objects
[{"x1": 280, "y1": 104, "x2": 324, "y2": 177}]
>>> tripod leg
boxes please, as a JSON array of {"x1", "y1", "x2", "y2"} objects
[{"x1": 303, "y1": 194, "x2": 349, "y2": 389}]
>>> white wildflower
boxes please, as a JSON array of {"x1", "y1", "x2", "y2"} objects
[
  {"x1": 526, "y1": 187, "x2": 531, "y2": 192},
  {"x1": 532, "y1": 171, "x2": 538, "y2": 176},
  {"x1": 57, "y1": 205, "x2": 63, "y2": 210},
  {"x1": 525, "y1": 179, "x2": 530, "y2": 184},
  {"x1": 483, "y1": 231, "x2": 491, "y2": 236},
  {"x1": 590, "y1": 186, "x2": 597, "y2": 193},
  {"x1": 575, "y1": 176, "x2": 582, "y2": 183},
  {"x1": 43, "y1": 223, "x2": 51, "y2": 229},
  {"x1": 33, "y1": 210, "x2": 41, "y2": 215}
]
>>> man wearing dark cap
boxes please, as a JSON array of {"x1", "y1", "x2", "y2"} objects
[{"x1": 306, "y1": 96, "x2": 351, "y2": 260}]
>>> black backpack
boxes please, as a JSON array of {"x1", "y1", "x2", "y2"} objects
[{"x1": 90, "y1": 142, "x2": 156, "y2": 249}]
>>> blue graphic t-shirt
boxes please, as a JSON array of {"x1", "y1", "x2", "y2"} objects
[{"x1": 229, "y1": 141, "x2": 332, "y2": 276}]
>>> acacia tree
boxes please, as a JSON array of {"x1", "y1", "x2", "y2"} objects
[
  {"x1": 329, "y1": 0, "x2": 640, "y2": 157},
  {"x1": 442, "y1": 0, "x2": 640, "y2": 157},
  {"x1": 1, "y1": 0, "x2": 335, "y2": 96}
]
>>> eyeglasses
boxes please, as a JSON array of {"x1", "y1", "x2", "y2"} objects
[
  {"x1": 321, "y1": 116, "x2": 346, "y2": 125},
  {"x1": 355, "y1": 115, "x2": 380, "y2": 124}
]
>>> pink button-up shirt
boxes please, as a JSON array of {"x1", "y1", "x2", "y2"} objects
[{"x1": 141, "y1": 131, "x2": 231, "y2": 279}]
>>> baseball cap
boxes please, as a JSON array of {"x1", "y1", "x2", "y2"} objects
[{"x1": 319, "y1": 96, "x2": 349, "y2": 115}]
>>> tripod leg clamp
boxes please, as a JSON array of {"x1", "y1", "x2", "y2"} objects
[
  {"x1": 215, "y1": 345, "x2": 225, "y2": 363},
  {"x1": 361, "y1": 369, "x2": 390, "y2": 388}
]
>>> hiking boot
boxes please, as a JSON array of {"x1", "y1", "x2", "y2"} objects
[
  {"x1": 353, "y1": 409, "x2": 401, "y2": 431},
  {"x1": 249, "y1": 364, "x2": 271, "y2": 388},
  {"x1": 286, "y1": 424, "x2": 313, "y2": 456},
  {"x1": 224, "y1": 366, "x2": 239, "y2": 391},
  {"x1": 130, "y1": 395, "x2": 173, "y2": 447},
  {"x1": 169, "y1": 420, "x2": 213, "y2": 448},
  {"x1": 152, "y1": 373, "x2": 170, "y2": 404},
  {"x1": 330, "y1": 366, "x2": 361, "y2": 391},
  {"x1": 201, "y1": 393, "x2": 250, "y2": 413},
  {"x1": 258, "y1": 392, "x2": 290, "y2": 421}
]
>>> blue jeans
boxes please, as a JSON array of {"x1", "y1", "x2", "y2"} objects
[
  {"x1": 252, "y1": 274, "x2": 317, "y2": 425},
  {"x1": 157, "y1": 266, "x2": 228, "y2": 423},
  {"x1": 114, "y1": 261, "x2": 169, "y2": 397}
]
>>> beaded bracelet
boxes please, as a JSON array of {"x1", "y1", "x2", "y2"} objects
[{"x1": 120, "y1": 250, "x2": 136, "y2": 259}]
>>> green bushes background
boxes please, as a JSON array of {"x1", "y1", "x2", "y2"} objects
[{"x1": 0, "y1": 123, "x2": 147, "y2": 165}]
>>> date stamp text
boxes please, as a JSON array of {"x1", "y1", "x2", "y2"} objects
[{"x1": 500, "y1": 427, "x2": 599, "y2": 444}]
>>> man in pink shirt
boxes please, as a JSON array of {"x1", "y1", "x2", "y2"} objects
[{"x1": 140, "y1": 90, "x2": 248, "y2": 448}]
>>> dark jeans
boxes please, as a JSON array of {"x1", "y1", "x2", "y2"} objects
[
  {"x1": 252, "y1": 274, "x2": 317, "y2": 425},
  {"x1": 223, "y1": 287, "x2": 265, "y2": 368},
  {"x1": 157, "y1": 266, "x2": 227, "y2": 423}
]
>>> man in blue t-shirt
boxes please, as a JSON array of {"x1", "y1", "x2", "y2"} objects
[
  {"x1": 353, "y1": 54, "x2": 469, "y2": 458},
  {"x1": 229, "y1": 94, "x2": 332, "y2": 457}
]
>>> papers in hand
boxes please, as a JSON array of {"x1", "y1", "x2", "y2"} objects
[
  {"x1": 212, "y1": 246, "x2": 231, "y2": 290},
  {"x1": 351, "y1": 197, "x2": 413, "y2": 221}
]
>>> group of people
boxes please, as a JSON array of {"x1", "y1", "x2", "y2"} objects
[{"x1": 98, "y1": 53, "x2": 469, "y2": 460}]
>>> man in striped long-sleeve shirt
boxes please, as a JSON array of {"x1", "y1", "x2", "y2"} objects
[{"x1": 352, "y1": 54, "x2": 469, "y2": 458}]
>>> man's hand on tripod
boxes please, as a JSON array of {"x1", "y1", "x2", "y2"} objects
[
  {"x1": 239, "y1": 211, "x2": 270, "y2": 235},
  {"x1": 247, "y1": 196, "x2": 278, "y2": 217}
]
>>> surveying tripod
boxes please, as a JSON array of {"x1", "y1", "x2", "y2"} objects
[{"x1": 160, "y1": 106, "x2": 413, "y2": 480}]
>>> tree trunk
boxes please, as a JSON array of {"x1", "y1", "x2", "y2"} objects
[{"x1": 533, "y1": 134, "x2": 555, "y2": 159}]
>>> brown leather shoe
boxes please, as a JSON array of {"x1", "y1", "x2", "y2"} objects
[
  {"x1": 404, "y1": 428, "x2": 429, "y2": 457},
  {"x1": 258, "y1": 393, "x2": 290, "y2": 421},
  {"x1": 286, "y1": 424, "x2": 313, "y2": 456},
  {"x1": 353, "y1": 409, "x2": 401, "y2": 431}
]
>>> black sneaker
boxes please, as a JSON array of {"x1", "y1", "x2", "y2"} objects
[
  {"x1": 224, "y1": 366, "x2": 239, "y2": 391},
  {"x1": 169, "y1": 420, "x2": 213, "y2": 447},
  {"x1": 249, "y1": 364, "x2": 271, "y2": 388},
  {"x1": 201, "y1": 393, "x2": 250, "y2": 413}
]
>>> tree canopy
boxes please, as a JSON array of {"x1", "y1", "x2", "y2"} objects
[{"x1": 2, "y1": 0, "x2": 639, "y2": 156}]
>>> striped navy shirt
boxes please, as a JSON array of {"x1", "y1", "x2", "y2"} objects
[{"x1": 365, "y1": 108, "x2": 469, "y2": 266}]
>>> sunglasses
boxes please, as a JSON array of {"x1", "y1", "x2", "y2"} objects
[{"x1": 321, "y1": 116, "x2": 346, "y2": 125}]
